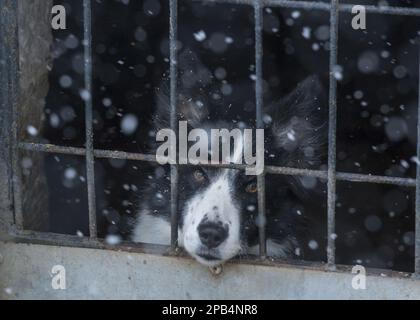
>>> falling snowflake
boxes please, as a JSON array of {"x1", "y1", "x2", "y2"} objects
[
  {"x1": 105, "y1": 234, "x2": 122, "y2": 246},
  {"x1": 121, "y1": 114, "x2": 139, "y2": 136},
  {"x1": 27, "y1": 125, "x2": 39, "y2": 137},
  {"x1": 194, "y1": 30, "x2": 207, "y2": 42},
  {"x1": 308, "y1": 240, "x2": 319, "y2": 250},
  {"x1": 302, "y1": 27, "x2": 311, "y2": 39},
  {"x1": 64, "y1": 167, "x2": 77, "y2": 180}
]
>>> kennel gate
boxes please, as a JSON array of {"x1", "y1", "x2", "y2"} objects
[{"x1": 2, "y1": 0, "x2": 420, "y2": 299}]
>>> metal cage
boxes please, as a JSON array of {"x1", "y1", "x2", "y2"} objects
[{"x1": 2, "y1": 0, "x2": 420, "y2": 284}]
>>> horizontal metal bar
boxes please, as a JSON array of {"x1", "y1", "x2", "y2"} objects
[
  {"x1": 8, "y1": 228, "x2": 171, "y2": 256},
  {"x1": 19, "y1": 142, "x2": 417, "y2": 187},
  {"x1": 19, "y1": 142, "x2": 157, "y2": 162},
  {"x1": 198, "y1": 0, "x2": 330, "y2": 9},
  {"x1": 341, "y1": 3, "x2": 420, "y2": 16},
  {"x1": 197, "y1": 0, "x2": 420, "y2": 16},
  {"x1": 336, "y1": 172, "x2": 416, "y2": 187}
]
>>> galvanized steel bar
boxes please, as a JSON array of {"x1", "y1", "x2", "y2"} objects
[
  {"x1": 415, "y1": 44, "x2": 420, "y2": 277},
  {"x1": 19, "y1": 142, "x2": 418, "y2": 187},
  {"x1": 169, "y1": 0, "x2": 180, "y2": 251},
  {"x1": 327, "y1": 0, "x2": 339, "y2": 267},
  {"x1": 83, "y1": 0, "x2": 97, "y2": 238},
  {"x1": 253, "y1": 0, "x2": 267, "y2": 258},
  {"x1": 0, "y1": 0, "x2": 16, "y2": 229},
  {"x1": 1, "y1": 0, "x2": 23, "y2": 229},
  {"x1": 197, "y1": 0, "x2": 420, "y2": 17}
]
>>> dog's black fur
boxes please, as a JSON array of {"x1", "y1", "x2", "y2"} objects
[{"x1": 129, "y1": 47, "x2": 327, "y2": 265}]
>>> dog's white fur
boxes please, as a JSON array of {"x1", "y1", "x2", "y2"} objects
[
  {"x1": 132, "y1": 211, "x2": 174, "y2": 245},
  {"x1": 132, "y1": 210, "x2": 292, "y2": 261},
  {"x1": 182, "y1": 172, "x2": 242, "y2": 266},
  {"x1": 133, "y1": 136, "x2": 295, "y2": 266}
]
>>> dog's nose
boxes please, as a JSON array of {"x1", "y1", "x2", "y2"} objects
[{"x1": 197, "y1": 222, "x2": 228, "y2": 249}]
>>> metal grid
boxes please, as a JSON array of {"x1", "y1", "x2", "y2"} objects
[{"x1": 4, "y1": 0, "x2": 420, "y2": 278}]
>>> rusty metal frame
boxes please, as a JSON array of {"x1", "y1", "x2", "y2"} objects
[
  {"x1": 2, "y1": 0, "x2": 420, "y2": 283},
  {"x1": 0, "y1": 0, "x2": 19, "y2": 234}
]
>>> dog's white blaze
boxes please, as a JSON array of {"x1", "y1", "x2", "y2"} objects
[
  {"x1": 134, "y1": 140, "x2": 252, "y2": 266},
  {"x1": 182, "y1": 173, "x2": 241, "y2": 265},
  {"x1": 132, "y1": 210, "x2": 177, "y2": 245}
]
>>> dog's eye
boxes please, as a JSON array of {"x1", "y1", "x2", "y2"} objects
[
  {"x1": 246, "y1": 182, "x2": 258, "y2": 193},
  {"x1": 193, "y1": 170, "x2": 206, "y2": 182}
]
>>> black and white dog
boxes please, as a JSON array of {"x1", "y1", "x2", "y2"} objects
[{"x1": 131, "y1": 48, "x2": 327, "y2": 267}]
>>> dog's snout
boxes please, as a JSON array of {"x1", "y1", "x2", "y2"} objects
[{"x1": 198, "y1": 221, "x2": 228, "y2": 249}]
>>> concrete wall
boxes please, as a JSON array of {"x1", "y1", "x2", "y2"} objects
[{"x1": 0, "y1": 242, "x2": 419, "y2": 300}]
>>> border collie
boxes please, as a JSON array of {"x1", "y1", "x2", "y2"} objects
[{"x1": 131, "y1": 48, "x2": 327, "y2": 267}]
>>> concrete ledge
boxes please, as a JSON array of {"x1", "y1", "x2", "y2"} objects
[{"x1": 0, "y1": 242, "x2": 419, "y2": 300}]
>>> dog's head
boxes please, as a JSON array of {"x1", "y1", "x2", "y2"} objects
[{"x1": 149, "y1": 48, "x2": 326, "y2": 266}]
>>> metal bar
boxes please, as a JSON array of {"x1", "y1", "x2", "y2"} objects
[
  {"x1": 169, "y1": 0, "x2": 179, "y2": 251},
  {"x1": 336, "y1": 172, "x2": 415, "y2": 188},
  {"x1": 19, "y1": 142, "x2": 418, "y2": 187},
  {"x1": 0, "y1": 0, "x2": 16, "y2": 230},
  {"x1": 10, "y1": 228, "x2": 170, "y2": 257},
  {"x1": 196, "y1": 0, "x2": 420, "y2": 17},
  {"x1": 2, "y1": 0, "x2": 24, "y2": 229},
  {"x1": 197, "y1": 0, "x2": 330, "y2": 9},
  {"x1": 327, "y1": 0, "x2": 339, "y2": 268},
  {"x1": 349, "y1": 4, "x2": 420, "y2": 17},
  {"x1": 415, "y1": 44, "x2": 420, "y2": 277},
  {"x1": 83, "y1": 0, "x2": 97, "y2": 238},
  {"x1": 19, "y1": 142, "x2": 157, "y2": 162},
  {"x1": 254, "y1": 0, "x2": 266, "y2": 258}
]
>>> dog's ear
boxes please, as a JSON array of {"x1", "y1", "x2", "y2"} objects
[
  {"x1": 265, "y1": 75, "x2": 327, "y2": 169},
  {"x1": 178, "y1": 48, "x2": 212, "y2": 89},
  {"x1": 153, "y1": 48, "x2": 210, "y2": 130}
]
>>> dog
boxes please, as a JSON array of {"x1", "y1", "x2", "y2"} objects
[{"x1": 130, "y1": 48, "x2": 327, "y2": 267}]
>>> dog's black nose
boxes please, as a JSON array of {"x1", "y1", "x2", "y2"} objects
[{"x1": 198, "y1": 222, "x2": 228, "y2": 249}]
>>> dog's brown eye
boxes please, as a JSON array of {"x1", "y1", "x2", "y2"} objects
[
  {"x1": 246, "y1": 182, "x2": 258, "y2": 193},
  {"x1": 193, "y1": 170, "x2": 205, "y2": 182}
]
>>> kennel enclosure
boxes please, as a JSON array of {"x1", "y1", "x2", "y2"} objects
[{"x1": 1, "y1": 0, "x2": 420, "y2": 299}]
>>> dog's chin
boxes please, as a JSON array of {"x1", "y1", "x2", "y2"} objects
[
  {"x1": 190, "y1": 249, "x2": 238, "y2": 267},
  {"x1": 193, "y1": 254, "x2": 225, "y2": 267}
]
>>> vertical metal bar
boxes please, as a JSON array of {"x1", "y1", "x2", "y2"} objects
[
  {"x1": 83, "y1": 0, "x2": 97, "y2": 238},
  {"x1": 169, "y1": 0, "x2": 179, "y2": 250},
  {"x1": 254, "y1": 0, "x2": 266, "y2": 258},
  {"x1": 1, "y1": 0, "x2": 23, "y2": 229},
  {"x1": 415, "y1": 43, "x2": 420, "y2": 277},
  {"x1": 327, "y1": 0, "x2": 339, "y2": 267}
]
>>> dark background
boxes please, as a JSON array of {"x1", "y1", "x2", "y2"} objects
[{"x1": 25, "y1": 0, "x2": 420, "y2": 272}]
